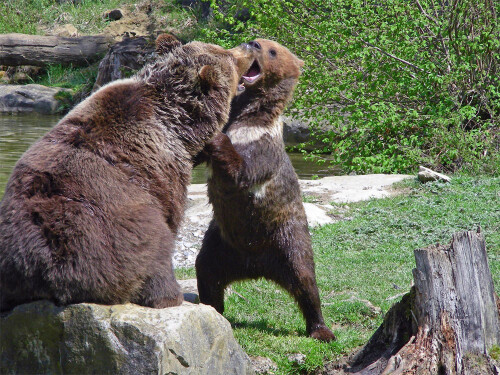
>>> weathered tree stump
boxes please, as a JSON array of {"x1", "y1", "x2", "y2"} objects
[
  {"x1": 91, "y1": 36, "x2": 154, "y2": 92},
  {"x1": 0, "y1": 33, "x2": 111, "y2": 67},
  {"x1": 345, "y1": 230, "x2": 500, "y2": 374}
]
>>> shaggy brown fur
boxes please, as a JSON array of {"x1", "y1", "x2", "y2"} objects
[
  {"x1": 0, "y1": 35, "x2": 256, "y2": 312},
  {"x1": 196, "y1": 39, "x2": 336, "y2": 342}
]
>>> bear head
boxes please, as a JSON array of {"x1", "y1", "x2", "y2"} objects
[
  {"x1": 239, "y1": 38, "x2": 304, "y2": 91},
  {"x1": 227, "y1": 39, "x2": 304, "y2": 123},
  {"x1": 146, "y1": 34, "x2": 256, "y2": 100},
  {"x1": 137, "y1": 34, "x2": 257, "y2": 154}
]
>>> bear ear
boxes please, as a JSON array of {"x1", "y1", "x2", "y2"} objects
[
  {"x1": 198, "y1": 65, "x2": 219, "y2": 92},
  {"x1": 155, "y1": 33, "x2": 182, "y2": 54}
]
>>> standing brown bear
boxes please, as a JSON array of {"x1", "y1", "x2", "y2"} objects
[
  {"x1": 0, "y1": 35, "x2": 256, "y2": 312},
  {"x1": 195, "y1": 39, "x2": 336, "y2": 342}
]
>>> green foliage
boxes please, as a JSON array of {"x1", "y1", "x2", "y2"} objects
[
  {"x1": 53, "y1": 90, "x2": 75, "y2": 112},
  {"x1": 490, "y1": 345, "x2": 500, "y2": 360},
  {"x1": 198, "y1": 0, "x2": 500, "y2": 174},
  {"x1": 35, "y1": 64, "x2": 94, "y2": 88},
  {"x1": 32, "y1": 63, "x2": 99, "y2": 102}
]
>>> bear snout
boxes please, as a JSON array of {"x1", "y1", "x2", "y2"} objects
[
  {"x1": 247, "y1": 40, "x2": 262, "y2": 50},
  {"x1": 228, "y1": 45, "x2": 257, "y2": 79}
]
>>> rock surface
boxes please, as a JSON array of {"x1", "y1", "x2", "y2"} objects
[
  {"x1": 104, "y1": 9, "x2": 124, "y2": 21},
  {"x1": 250, "y1": 356, "x2": 278, "y2": 374},
  {"x1": 0, "y1": 84, "x2": 72, "y2": 114},
  {"x1": 281, "y1": 115, "x2": 331, "y2": 150},
  {"x1": 282, "y1": 115, "x2": 314, "y2": 147},
  {"x1": 0, "y1": 300, "x2": 254, "y2": 375},
  {"x1": 173, "y1": 174, "x2": 413, "y2": 268},
  {"x1": 417, "y1": 165, "x2": 451, "y2": 183},
  {"x1": 178, "y1": 278, "x2": 200, "y2": 303}
]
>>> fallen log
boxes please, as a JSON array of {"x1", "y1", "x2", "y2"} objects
[
  {"x1": 0, "y1": 33, "x2": 111, "y2": 67},
  {"x1": 343, "y1": 229, "x2": 500, "y2": 374}
]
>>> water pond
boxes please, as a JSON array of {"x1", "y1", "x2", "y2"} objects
[{"x1": 0, "y1": 114, "x2": 337, "y2": 197}]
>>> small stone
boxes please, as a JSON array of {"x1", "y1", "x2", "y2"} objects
[
  {"x1": 287, "y1": 353, "x2": 306, "y2": 365},
  {"x1": 250, "y1": 356, "x2": 278, "y2": 374},
  {"x1": 52, "y1": 24, "x2": 79, "y2": 37},
  {"x1": 183, "y1": 293, "x2": 199, "y2": 303},
  {"x1": 418, "y1": 166, "x2": 451, "y2": 183},
  {"x1": 104, "y1": 9, "x2": 124, "y2": 21},
  {"x1": 303, "y1": 202, "x2": 334, "y2": 227},
  {"x1": 11, "y1": 72, "x2": 29, "y2": 84}
]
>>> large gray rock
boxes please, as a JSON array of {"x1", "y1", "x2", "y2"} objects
[
  {"x1": 0, "y1": 84, "x2": 72, "y2": 114},
  {"x1": 282, "y1": 115, "x2": 312, "y2": 146},
  {"x1": 281, "y1": 115, "x2": 329, "y2": 150},
  {"x1": 0, "y1": 300, "x2": 254, "y2": 375}
]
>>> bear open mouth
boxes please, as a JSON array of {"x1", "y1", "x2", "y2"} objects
[{"x1": 241, "y1": 60, "x2": 261, "y2": 85}]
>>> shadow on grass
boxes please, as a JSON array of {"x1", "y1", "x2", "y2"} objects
[{"x1": 227, "y1": 316, "x2": 307, "y2": 338}]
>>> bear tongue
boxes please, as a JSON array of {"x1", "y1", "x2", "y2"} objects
[
  {"x1": 242, "y1": 60, "x2": 261, "y2": 83},
  {"x1": 243, "y1": 74, "x2": 260, "y2": 83}
]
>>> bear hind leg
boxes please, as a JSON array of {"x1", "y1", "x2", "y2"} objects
[
  {"x1": 265, "y1": 252, "x2": 336, "y2": 342},
  {"x1": 196, "y1": 222, "x2": 242, "y2": 314}
]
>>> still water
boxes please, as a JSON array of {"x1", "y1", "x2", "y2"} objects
[{"x1": 0, "y1": 114, "x2": 337, "y2": 197}]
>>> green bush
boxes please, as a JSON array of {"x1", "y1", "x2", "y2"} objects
[{"x1": 198, "y1": 0, "x2": 499, "y2": 174}]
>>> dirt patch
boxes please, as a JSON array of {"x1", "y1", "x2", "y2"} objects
[{"x1": 102, "y1": 8, "x2": 151, "y2": 41}]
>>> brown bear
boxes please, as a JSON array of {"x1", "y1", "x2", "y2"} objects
[
  {"x1": 0, "y1": 35, "x2": 257, "y2": 312},
  {"x1": 195, "y1": 39, "x2": 336, "y2": 342}
]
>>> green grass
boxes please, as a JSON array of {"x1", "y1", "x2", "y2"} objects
[
  {"x1": 177, "y1": 177, "x2": 500, "y2": 374},
  {"x1": 0, "y1": 0, "x2": 137, "y2": 35},
  {"x1": 0, "y1": 0, "x2": 198, "y2": 37},
  {"x1": 0, "y1": 0, "x2": 195, "y2": 93},
  {"x1": 32, "y1": 63, "x2": 99, "y2": 93}
]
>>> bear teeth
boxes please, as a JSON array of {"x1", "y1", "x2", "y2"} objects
[{"x1": 242, "y1": 60, "x2": 261, "y2": 84}]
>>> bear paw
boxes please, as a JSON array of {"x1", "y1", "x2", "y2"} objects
[{"x1": 310, "y1": 326, "x2": 336, "y2": 342}]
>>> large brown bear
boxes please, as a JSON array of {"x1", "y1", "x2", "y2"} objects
[
  {"x1": 0, "y1": 35, "x2": 256, "y2": 312},
  {"x1": 195, "y1": 39, "x2": 336, "y2": 342}
]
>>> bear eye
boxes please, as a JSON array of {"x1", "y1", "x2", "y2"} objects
[{"x1": 269, "y1": 49, "x2": 277, "y2": 57}]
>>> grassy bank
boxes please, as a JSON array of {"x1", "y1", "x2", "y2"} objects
[
  {"x1": 177, "y1": 177, "x2": 500, "y2": 374},
  {"x1": 0, "y1": 0, "x2": 195, "y2": 93},
  {"x1": 0, "y1": 0, "x2": 135, "y2": 35}
]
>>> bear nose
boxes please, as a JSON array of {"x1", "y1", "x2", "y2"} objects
[
  {"x1": 240, "y1": 42, "x2": 251, "y2": 50},
  {"x1": 248, "y1": 41, "x2": 261, "y2": 50}
]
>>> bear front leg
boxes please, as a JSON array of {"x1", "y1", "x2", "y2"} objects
[
  {"x1": 266, "y1": 251, "x2": 336, "y2": 342},
  {"x1": 132, "y1": 270, "x2": 183, "y2": 308},
  {"x1": 205, "y1": 132, "x2": 245, "y2": 184}
]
